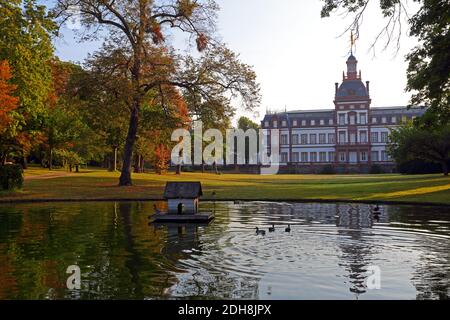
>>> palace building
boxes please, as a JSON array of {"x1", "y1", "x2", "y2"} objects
[{"x1": 261, "y1": 54, "x2": 426, "y2": 173}]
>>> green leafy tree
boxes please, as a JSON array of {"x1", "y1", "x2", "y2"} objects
[
  {"x1": 388, "y1": 123, "x2": 450, "y2": 176},
  {"x1": 0, "y1": 0, "x2": 56, "y2": 161},
  {"x1": 238, "y1": 116, "x2": 259, "y2": 131}
]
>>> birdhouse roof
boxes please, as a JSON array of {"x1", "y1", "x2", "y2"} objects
[{"x1": 164, "y1": 182, "x2": 203, "y2": 199}]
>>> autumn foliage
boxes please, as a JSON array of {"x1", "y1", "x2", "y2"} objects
[
  {"x1": 0, "y1": 60, "x2": 19, "y2": 132},
  {"x1": 154, "y1": 144, "x2": 171, "y2": 174}
]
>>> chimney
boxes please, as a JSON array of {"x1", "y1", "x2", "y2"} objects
[
  {"x1": 366, "y1": 81, "x2": 370, "y2": 95},
  {"x1": 335, "y1": 83, "x2": 339, "y2": 95}
]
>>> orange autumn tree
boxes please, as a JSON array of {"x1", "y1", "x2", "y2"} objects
[
  {"x1": 137, "y1": 84, "x2": 191, "y2": 174},
  {"x1": 0, "y1": 60, "x2": 18, "y2": 133}
]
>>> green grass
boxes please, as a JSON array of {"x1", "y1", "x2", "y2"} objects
[{"x1": 1, "y1": 166, "x2": 450, "y2": 204}]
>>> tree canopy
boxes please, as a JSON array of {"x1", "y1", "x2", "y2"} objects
[
  {"x1": 52, "y1": 0, "x2": 261, "y2": 185},
  {"x1": 388, "y1": 123, "x2": 450, "y2": 175}
]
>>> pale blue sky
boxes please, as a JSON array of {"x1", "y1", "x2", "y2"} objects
[{"x1": 49, "y1": 0, "x2": 420, "y2": 123}]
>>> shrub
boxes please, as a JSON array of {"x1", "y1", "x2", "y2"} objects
[
  {"x1": 369, "y1": 164, "x2": 384, "y2": 174},
  {"x1": 397, "y1": 160, "x2": 447, "y2": 174},
  {"x1": 0, "y1": 164, "x2": 24, "y2": 190},
  {"x1": 320, "y1": 164, "x2": 336, "y2": 174}
]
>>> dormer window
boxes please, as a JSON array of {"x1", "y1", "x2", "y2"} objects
[
  {"x1": 293, "y1": 120, "x2": 297, "y2": 126},
  {"x1": 311, "y1": 120, "x2": 315, "y2": 126},
  {"x1": 282, "y1": 120, "x2": 287, "y2": 127},
  {"x1": 273, "y1": 120, "x2": 278, "y2": 128},
  {"x1": 264, "y1": 121, "x2": 269, "y2": 128}
]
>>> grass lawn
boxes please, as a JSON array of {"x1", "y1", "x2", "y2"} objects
[{"x1": 1, "y1": 166, "x2": 450, "y2": 204}]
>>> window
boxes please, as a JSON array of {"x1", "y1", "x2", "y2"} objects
[
  {"x1": 293, "y1": 120, "x2": 297, "y2": 126},
  {"x1": 339, "y1": 152, "x2": 346, "y2": 162},
  {"x1": 361, "y1": 151, "x2": 367, "y2": 162},
  {"x1": 402, "y1": 116, "x2": 407, "y2": 123},
  {"x1": 360, "y1": 113, "x2": 367, "y2": 124},
  {"x1": 349, "y1": 114, "x2": 355, "y2": 125},
  {"x1": 319, "y1": 152, "x2": 327, "y2": 162},
  {"x1": 301, "y1": 134, "x2": 308, "y2": 145},
  {"x1": 301, "y1": 152, "x2": 308, "y2": 162},
  {"x1": 319, "y1": 133, "x2": 326, "y2": 144},
  {"x1": 381, "y1": 132, "x2": 389, "y2": 143},
  {"x1": 281, "y1": 134, "x2": 288, "y2": 145},
  {"x1": 328, "y1": 133, "x2": 336, "y2": 144},
  {"x1": 329, "y1": 119, "x2": 334, "y2": 125},
  {"x1": 311, "y1": 120, "x2": 316, "y2": 126},
  {"x1": 310, "y1": 134, "x2": 317, "y2": 144},
  {"x1": 339, "y1": 114, "x2": 346, "y2": 125},
  {"x1": 282, "y1": 120, "x2": 287, "y2": 127},
  {"x1": 371, "y1": 132, "x2": 379, "y2": 143},
  {"x1": 264, "y1": 121, "x2": 269, "y2": 127},
  {"x1": 381, "y1": 150, "x2": 389, "y2": 161},
  {"x1": 281, "y1": 152, "x2": 288, "y2": 163},
  {"x1": 292, "y1": 152, "x2": 299, "y2": 163},
  {"x1": 372, "y1": 117, "x2": 377, "y2": 124},
  {"x1": 371, "y1": 151, "x2": 379, "y2": 162},
  {"x1": 381, "y1": 117, "x2": 387, "y2": 124},
  {"x1": 292, "y1": 134, "x2": 299, "y2": 145},
  {"x1": 360, "y1": 131, "x2": 367, "y2": 143},
  {"x1": 273, "y1": 120, "x2": 278, "y2": 128},
  {"x1": 320, "y1": 119, "x2": 324, "y2": 125},
  {"x1": 301, "y1": 120, "x2": 306, "y2": 126},
  {"x1": 391, "y1": 117, "x2": 397, "y2": 124},
  {"x1": 328, "y1": 152, "x2": 335, "y2": 162},
  {"x1": 339, "y1": 131, "x2": 346, "y2": 144},
  {"x1": 310, "y1": 152, "x2": 317, "y2": 162}
]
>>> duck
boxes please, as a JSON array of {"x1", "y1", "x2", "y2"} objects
[
  {"x1": 269, "y1": 224, "x2": 275, "y2": 232},
  {"x1": 373, "y1": 204, "x2": 381, "y2": 213},
  {"x1": 255, "y1": 227, "x2": 266, "y2": 236},
  {"x1": 285, "y1": 224, "x2": 291, "y2": 232}
]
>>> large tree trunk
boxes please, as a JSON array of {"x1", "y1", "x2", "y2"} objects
[
  {"x1": 119, "y1": 102, "x2": 140, "y2": 186},
  {"x1": 442, "y1": 161, "x2": 449, "y2": 176}
]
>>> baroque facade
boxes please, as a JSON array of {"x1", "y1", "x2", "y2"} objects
[{"x1": 261, "y1": 54, "x2": 426, "y2": 173}]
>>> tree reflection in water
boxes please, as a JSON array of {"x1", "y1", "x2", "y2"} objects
[{"x1": 0, "y1": 201, "x2": 449, "y2": 299}]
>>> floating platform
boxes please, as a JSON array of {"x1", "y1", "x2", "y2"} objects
[{"x1": 150, "y1": 212, "x2": 214, "y2": 223}]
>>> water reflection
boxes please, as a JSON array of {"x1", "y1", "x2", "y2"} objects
[{"x1": 0, "y1": 201, "x2": 449, "y2": 299}]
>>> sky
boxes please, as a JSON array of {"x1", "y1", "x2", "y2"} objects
[{"x1": 49, "y1": 0, "x2": 421, "y2": 124}]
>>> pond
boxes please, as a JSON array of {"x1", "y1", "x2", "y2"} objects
[{"x1": 0, "y1": 201, "x2": 449, "y2": 300}]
